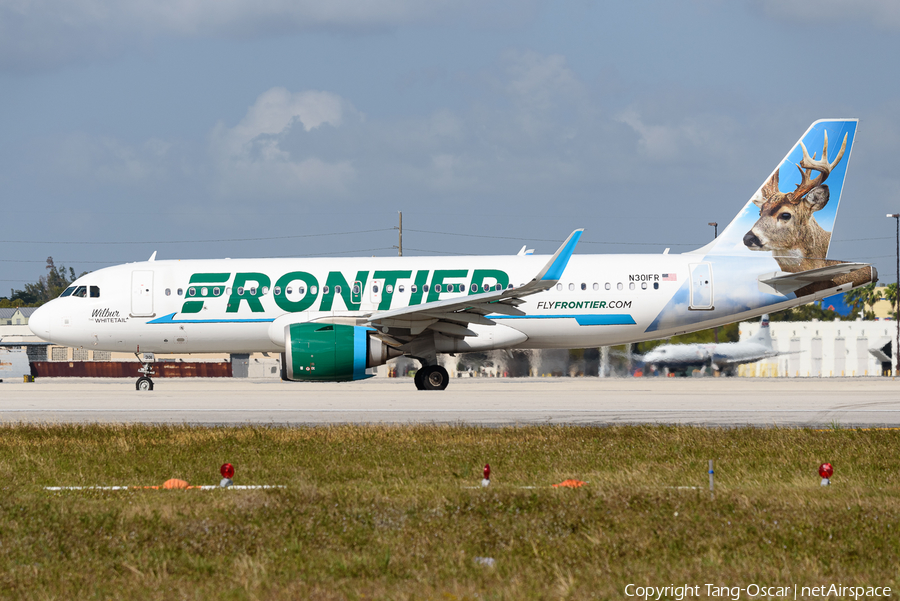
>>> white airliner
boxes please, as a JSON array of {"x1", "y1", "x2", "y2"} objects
[
  {"x1": 29, "y1": 119, "x2": 875, "y2": 391},
  {"x1": 640, "y1": 315, "x2": 785, "y2": 375}
]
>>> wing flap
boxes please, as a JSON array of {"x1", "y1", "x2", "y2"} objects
[{"x1": 367, "y1": 229, "x2": 583, "y2": 328}]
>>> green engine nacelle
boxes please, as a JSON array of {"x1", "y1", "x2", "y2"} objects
[{"x1": 282, "y1": 323, "x2": 401, "y2": 382}]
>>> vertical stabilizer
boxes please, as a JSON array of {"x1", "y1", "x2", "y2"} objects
[
  {"x1": 752, "y1": 315, "x2": 773, "y2": 349},
  {"x1": 700, "y1": 119, "x2": 857, "y2": 272}
]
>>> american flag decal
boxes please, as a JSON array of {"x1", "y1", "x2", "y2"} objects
[{"x1": 662, "y1": 273, "x2": 677, "y2": 281}]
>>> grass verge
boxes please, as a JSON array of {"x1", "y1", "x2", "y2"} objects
[{"x1": 0, "y1": 424, "x2": 898, "y2": 599}]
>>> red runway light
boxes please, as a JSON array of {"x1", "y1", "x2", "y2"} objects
[
  {"x1": 483, "y1": 464, "x2": 491, "y2": 481},
  {"x1": 818, "y1": 463, "x2": 833, "y2": 479},
  {"x1": 221, "y1": 463, "x2": 235, "y2": 479}
]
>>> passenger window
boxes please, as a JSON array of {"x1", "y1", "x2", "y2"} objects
[
  {"x1": 435, "y1": 284, "x2": 442, "y2": 292},
  {"x1": 286, "y1": 287, "x2": 293, "y2": 295},
  {"x1": 654, "y1": 282, "x2": 659, "y2": 290},
  {"x1": 323, "y1": 286, "x2": 330, "y2": 295},
  {"x1": 274, "y1": 287, "x2": 281, "y2": 295},
  {"x1": 226, "y1": 287, "x2": 231, "y2": 295},
  {"x1": 214, "y1": 287, "x2": 221, "y2": 296},
  {"x1": 165, "y1": 288, "x2": 171, "y2": 296},
  {"x1": 262, "y1": 286, "x2": 269, "y2": 295},
  {"x1": 617, "y1": 283, "x2": 623, "y2": 291},
  {"x1": 398, "y1": 285, "x2": 405, "y2": 293},
  {"x1": 90, "y1": 286, "x2": 100, "y2": 298},
  {"x1": 335, "y1": 286, "x2": 341, "y2": 294},
  {"x1": 201, "y1": 287, "x2": 208, "y2": 296},
  {"x1": 605, "y1": 283, "x2": 611, "y2": 290},
  {"x1": 411, "y1": 285, "x2": 417, "y2": 293},
  {"x1": 188, "y1": 287, "x2": 197, "y2": 297},
  {"x1": 495, "y1": 284, "x2": 502, "y2": 291},
  {"x1": 298, "y1": 286, "x2": 305, "y2": 295},
  {"x1": 250, "y1": 287, "x2": 257, "y2": 295},
  {"x1": 580, "y1": 283, "x2": 586, "y2": 291},
  {"x1": 311, "y1": 286, "x2": 317, "y2": 294},
  {"x1": 60, "y1": 287, "x2": 75, "y2": 297},
  {"x1": 593, "y1": 283, "x2": 599, "y2": 291},
  {"x1": 423, "y1": 284, "x2": 430, "y2": 292},
  {"x1": 373, "y1": 285, "x2": 379, "y2": 293},
  {"x1": 237, "y1": 287, "x2": 244, "y2": 296},
  {"x1": 641, "y1": 282, "x2": 647, "y2": 290},
  {"x1": 556, "y1": 284, "x2": 562, "y2": 291},
  {"x1": 353, "y1": 285, "x2": 361, "y2": 295},
  {"x1": 471, "y1": 284, "x2": 478, "y2": 293},
  {"x1": 568, "y1": 283, "x2": 575, "y2": 291},
  {"x1": 507, "y1": 284, "x2": 513, "y2": 289},
  {"x1": 629, "y1": 282, "x2": 635, "y2": 290},
  {"x1": 177, "y1": 288, "x2": 183, "y2": 296},
  {"x1": 386, "y1": 285, "x2": 393, "y2": 293}
]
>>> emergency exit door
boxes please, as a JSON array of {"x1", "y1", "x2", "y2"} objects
[
  {"x1": 131, "y1": 270, "x2": 155, "y2": 317},
  {"x1": 688, "y1": 263, "x2": 713, "y2": 310}
]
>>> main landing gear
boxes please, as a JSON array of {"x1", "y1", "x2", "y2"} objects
[
  {"x1": 135, "y1": 352, "x2": 155, "y2": 391},
  {"x1": 414, "y1": 365, "x2": 449, "y2": 391}
]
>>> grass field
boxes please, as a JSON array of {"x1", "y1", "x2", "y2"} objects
[{"x1": 0, "y1": 424, "x2": 898, "y2": 600}]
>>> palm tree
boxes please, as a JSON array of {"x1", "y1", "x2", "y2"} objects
[
  {"x1": 844, "y1": 283, "x2": 879, "y2": 314},
  {"x1": 884, "y1": 283, "x2": 898, "y2": 319}
]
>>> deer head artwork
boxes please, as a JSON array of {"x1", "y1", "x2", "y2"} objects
[{"x1": 743, "y1": 131, "x2": 847, "y2": 272}]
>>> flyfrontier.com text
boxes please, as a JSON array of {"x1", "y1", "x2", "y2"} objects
[{"x1": 624, "y1": 583, "x2": 892, "y2": 600}]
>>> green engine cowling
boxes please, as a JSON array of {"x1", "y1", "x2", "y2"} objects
[{"x1": 282, "y1": 323, "x2": 402, "y2": 382}]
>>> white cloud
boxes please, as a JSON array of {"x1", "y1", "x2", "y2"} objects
[
  {"x1": 615, "y1": 109, "x2": 739, "y2": 166},
  {"x1": 214, "y1": 88, "x2": 355, "y2": 156},
  {"x1": 492, "y1": 50, "x2": 589, "y2": 139},
  {"x1": 209, "y1": 87, "x2": 359, "y2": 199},
  {"x1": 55, "y1": 133, "x2": 172, "y2": 185}
]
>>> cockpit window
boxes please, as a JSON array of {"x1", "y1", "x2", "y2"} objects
[
  {"x1": 60, "y1": 287, "x2": 75, "y2": 298},
  {"x1": 72, "y1": 286, "x2": 87, "y2": 298},
  {"x1": 90, "y1": 286, "x2": 100, "y2": 298}
]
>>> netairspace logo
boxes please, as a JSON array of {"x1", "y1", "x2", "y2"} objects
[{"x1": 624, "y1": 583, "x2": 892, "y2": 600}]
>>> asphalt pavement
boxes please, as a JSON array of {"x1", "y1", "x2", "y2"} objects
[{"x1": 2, "y1": 376, "x2": 899, "y2": 427}]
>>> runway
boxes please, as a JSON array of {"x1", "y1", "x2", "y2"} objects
[{"x1": 2, "y1": 376, "x2": 900, "y2": 427}]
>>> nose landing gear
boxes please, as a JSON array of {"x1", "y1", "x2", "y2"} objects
[{"x1": 134, "y1": 352, "x2": 155, "y2": 391}]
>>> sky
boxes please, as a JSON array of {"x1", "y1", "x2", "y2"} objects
[{"x1": 2, "y1": 0, "x2": 900, "y2": 294}]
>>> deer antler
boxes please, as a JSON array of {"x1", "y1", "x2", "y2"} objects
[{"x1": 790, "y1": 131, "x2": 848, "y2": 202}]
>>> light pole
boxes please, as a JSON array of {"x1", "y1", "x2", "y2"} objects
[{"x1": 888, "y1": 213, "x2": 899, "y2": 377}]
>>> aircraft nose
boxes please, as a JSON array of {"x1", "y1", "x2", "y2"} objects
[{"x1": 28, "y1": 304, "x2": 52, "y2": 341}]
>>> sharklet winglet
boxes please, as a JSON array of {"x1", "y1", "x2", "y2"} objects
[{"x1": 538, "y1": 229, "x2": 583, "y2": 282}]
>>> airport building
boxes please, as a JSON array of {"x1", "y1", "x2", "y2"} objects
[{"x1": 738, "y1": 317, "x2": 895, "y2": 378}]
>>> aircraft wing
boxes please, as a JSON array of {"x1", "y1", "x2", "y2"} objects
[
  {"x1": 758, "y1": 262, "x2": 870, "y2": 295},
  {"x1": 366, "y1": 229, "x2": 583, "y2": 337}
]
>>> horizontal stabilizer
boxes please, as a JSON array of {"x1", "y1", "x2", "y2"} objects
[{"x1": 758, "y1": 262, "x2": 869, "y2": 295}]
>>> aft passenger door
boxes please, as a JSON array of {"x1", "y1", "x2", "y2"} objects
[
  {"x1": 131, "y1": 270, "x2": 155, "y2": 317},
  {"x1": 688, "y1": 263, "x2": 713, "y2": 310}
]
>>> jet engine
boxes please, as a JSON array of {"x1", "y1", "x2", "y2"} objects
[{"x1": 281, "y1": 323, "x2": 401, "y2": 382}]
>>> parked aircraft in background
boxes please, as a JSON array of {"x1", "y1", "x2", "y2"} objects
[
  {"x1": 29, "y1": 119, "x2": 875, "y2": 391},
  {"x1": 640, "y1": 315, "x2": 787, "y2": 375}
]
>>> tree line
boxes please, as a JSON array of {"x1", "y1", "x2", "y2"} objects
[{"x1": 0, "y1": 258, "x2": 84, "y2": 308}]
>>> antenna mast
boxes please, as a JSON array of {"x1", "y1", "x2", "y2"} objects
[{"x1": 398, "y1": 211, "x2": 403, "y2": 256}]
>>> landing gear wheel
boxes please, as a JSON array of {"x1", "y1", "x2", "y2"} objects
[
  {"x1": 136, "y1": 376, "x2": 154, "y2": 391},
  {"x1": 420, "y1": 365, "x2": 449, "y2": 391},
  {"x1": 414, "y1": 369, "x2": 426, "y2": 390}
]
